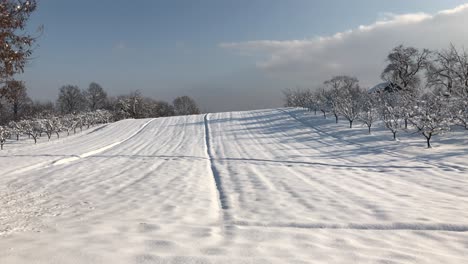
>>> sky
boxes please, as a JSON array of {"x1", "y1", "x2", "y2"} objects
[{"x1": 20, "y1": 0, "x2": 468, "y2": 112}]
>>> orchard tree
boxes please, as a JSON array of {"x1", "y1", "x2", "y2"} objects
[
  {"x1": 0, "y1": 0, "x2": 38, "y2": 82},
  {"x1": 0, "y1": 125, "x2": 10, "y2": 150},
  {"x1": 452, "y1": 96, "x2": 468, "y2": 129},
  {"x1": 379, "y1": 93, "x2": 405, "y2": 141},
  {"x1": 358, "y1": 92, "x2": 379, "y2": 134},
  {"x1": 409, "y1": 92, "x2": 451, "y2": 148},
  {"x1": 326, "y1": 76, "x2": 361, "y2": 128},
  {"x1": 173, "y1": 96, "x2": 200, "y2": 115}
]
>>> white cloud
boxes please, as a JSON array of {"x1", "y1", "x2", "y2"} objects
[{"x1": 220, "y1": 4, "x2": 468, "y2": 88}]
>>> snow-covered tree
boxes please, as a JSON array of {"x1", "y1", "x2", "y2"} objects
[
  {"x1": 358, "y1": 93, "x2": 379, "y2": 134},
  {"x1": 409, "y1": 92, "x2": 452, "y2": 148},
  {"x1": 0, "y1": 126, "x2": 10, "y2": 150},
  {"x1": 379, "y1": 93, "x2": 405, "y2": 141},
  {"x1": 42, "y1": 117, "x2": 62, "y2": 140},
  {"x1": 451, "y1": 96, "x2": 468, "y2": 130},
  {"x1": 18, "y1": 119, "x2": 41, "y2": 144}
]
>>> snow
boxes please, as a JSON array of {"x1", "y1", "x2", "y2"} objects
[{"x1": 1, "y1": 108, "x2": 468, "y2": 263}]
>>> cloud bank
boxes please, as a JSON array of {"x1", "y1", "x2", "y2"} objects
[{"x1": 220, "y1": 4, "x2": 468, "y2": 88}]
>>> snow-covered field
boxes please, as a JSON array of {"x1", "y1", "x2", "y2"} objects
[{"x1": 1, "y1": 108, "x2": 468, "y2": 264}]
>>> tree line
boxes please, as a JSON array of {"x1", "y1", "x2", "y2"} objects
[
  {"x1": 0, "y1": 82, "x2": 201, "y2": 149},
  {"x1": 284, "y1": 44, "x2": 468, "y2": 148}
]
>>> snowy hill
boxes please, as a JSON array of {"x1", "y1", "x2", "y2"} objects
[{"x1": 1, "y1": 108, "x2": 468, "y2": 264}]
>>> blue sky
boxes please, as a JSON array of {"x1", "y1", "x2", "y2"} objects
[{"x1": 21, "y1": 0, "x2": 468, "y2": 111}]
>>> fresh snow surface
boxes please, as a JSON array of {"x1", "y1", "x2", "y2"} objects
[{"x1": 1, "y1": 108, "x2": 468, "y2": 264}]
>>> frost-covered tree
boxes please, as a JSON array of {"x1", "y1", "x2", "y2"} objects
[
  {"x1": 409, "y1": 92, "x2": 451, "y2": 148},
  {"x1": 8, "y1": 120, "x2": 21, "y2": 140},
  {"x1": 0, "y1": 125, "x2": 10, "y2": 150},
  {"x1": 358, "y1": 93, "x2": 379, "y2": 134},
  {"x1": 57, "y1": 85, "x2": 85, "y2": 114},
  {"x1": 451, "y1": 96, "x2": 468, "y2": 130},
  {"x1": 117, "y1": 91, "x2": 144, "y2": 119},
  {"x1": 42, "y1": 117, "x2": 62, "y2": 140},
  {"x1": 325, "y1": 76, "x2": 361, "y2": 128},
  {"x1": 379, "y1": 93, "x2": 405, "y2": 141},
  {"x1": 84, "y1": 82, "x2": 107, "y2": 111},
  {"x1": 18, "y1": 119, "x2": 41, "y2": 143},
  {"x1": 173, "y1": 96, "x2": 200, "y2": 115},
  {"x1": 382, "y1": 45, "x2": 430, "y2": 91}
]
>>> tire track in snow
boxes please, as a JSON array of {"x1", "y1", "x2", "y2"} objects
[
  {"x1": 204, "y1": 114, "x2": 229, "y2": 212},
  {"x1": 9, "y1": 118, "x2": 156, "y2": 176}
]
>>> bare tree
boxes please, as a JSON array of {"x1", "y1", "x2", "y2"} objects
[
  {"x1": 57, "y1": 85, "x2": 85, "y2": 114},
  {"x1": 173, "y1": 96, "x2": 200, "y2": 115},
  {"x1": 381, "y1": 45, "x2": 431, "y2": 91},
  {"x1": 0, "y1": 80, "x2": 30, "y2": 120},
  {"x1": 426, "y1": 45, "x2": 458, "y2": 94},
  {"x1": 84, "y1": 82, "x2": 107, "y2": 111}
]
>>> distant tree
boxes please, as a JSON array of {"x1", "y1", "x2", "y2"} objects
[
  {"x1": 154, "y1": 100, "x2": 175, "y2": 117},
  {"x1": 381, "y1": 45, "x2": 431, "y2": 91},
  {"x1": 426, "y1": 45, "x2": 459, "y2": 95},
  {"x1": 325, "y1": 76, "x2": 361, "y2": 127},
  {"x1": 0, "y1": 80, "x2": 30, "y2": 120},
  {"x1": 173, "y1": 96, "x2": 200, "y2": 115},
  {"x1": 0, "y1": 0, "x2": 38, "y2": 82},
  {"x1": 117, "y1": 90, "x2": 145, "y2": 119},
  {"x1": 57, "y1": 85, "x2": 85, "y2": 114},
  {"x1": 84, "y1": 82, "x2": 107, "y2": 111}
]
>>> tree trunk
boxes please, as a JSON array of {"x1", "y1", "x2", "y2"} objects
[
  {"x1": 1, "y1": 143, "x2": 3, "y2": 150},
  {"x1": 368, "y1": 125, "x2": 371, "y2": 134},
  {"x1": 404, "y1": 118, "x2": 408, "y2": 129},
  {"x1": 334, "y1": 114, "x2": 338, "y2": 123},
  {"x1": 393, "y1": 131, "x2": 397, "y2": 141},
  {"x1": 425, "y1": 133, "x2": 432, "y2": 148},
  {"x1": 56, "y1": 132, "x2": 60, "y2": 139},
  {"x1": 16, "y1": 134, "x2": 19, "y2": 141},
  {"x1": 349, "y1": 120, "x2": 353, "y2": 128},
  {"x1": 321, "y1": 110, "x2": 326, "y2": 119},
  {"x1": 314, "y1": 109, "x2": 317, "y2": 115}
]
